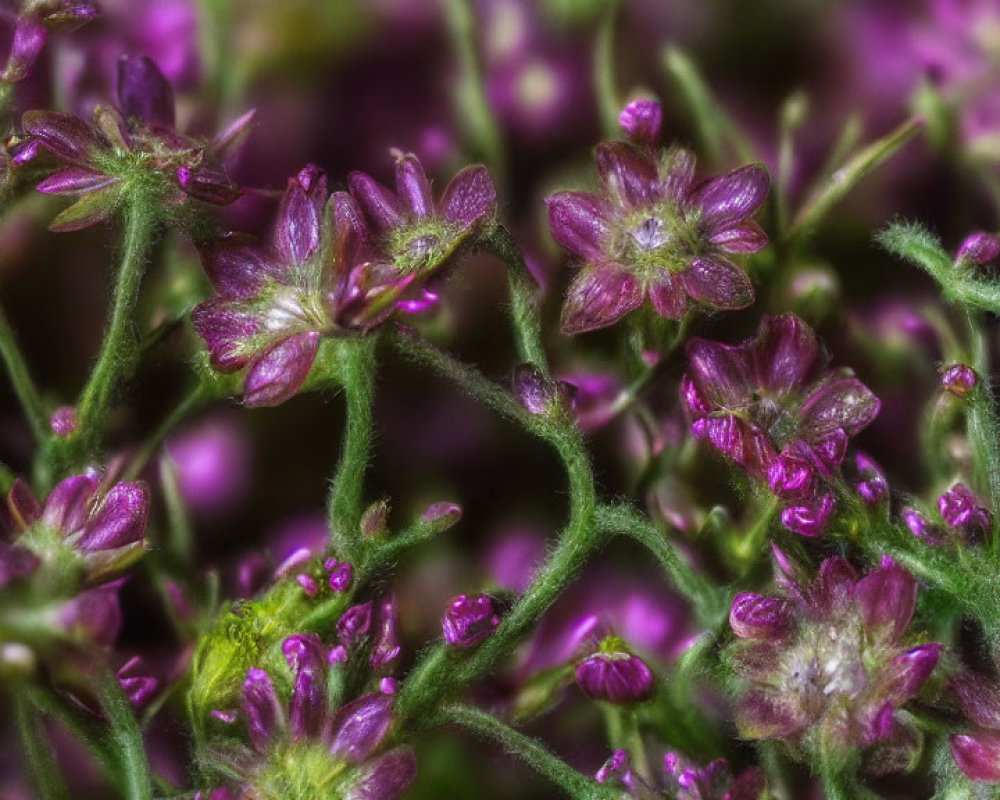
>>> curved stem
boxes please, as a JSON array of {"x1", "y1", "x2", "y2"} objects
[
  {"x1": 0, "y1": 301, "x2": 47, "y2": 443},
  {"x1": 436, "y1": 704, "x2": 618, "y2": 800},
  {"x1": 965, "y1": 310, "x2": 1000, "y2": 547},
  {"x1": 327, "y1": 337, "x2": 377, "y2": 562},
  {"x1": 15, "y1": 694, "x2": 70, "y2": 800},
  {"x1": 99, "y1": 669, "x2": 153, "y2": 800}
]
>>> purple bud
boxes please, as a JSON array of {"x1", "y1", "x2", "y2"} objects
[
  {"x1": 855, "y1": 452, "x2": 889, "y2": 507},
  {"x1": 767, "y1": 453, "x2": 814, "y2": 499},
  {"x1": 380, "y1": 677, "x2": 398, "y2": 695},
  {"x1": 420, "y1": 501, "x2": 462, "y2": 529},
  {"x1": 575, "y1": 650, "x2": 655, "y2": 705},
  {"x1": 957, "y1": 232, "x2": 1000, "y2": 267},
  {"x1": 297, "y1": 573, "x2": 319, "y2": 597},
  {"x1": 117, "y1": 55, "x2": 175, "y2": 128},
  {"x1": 282, "y1": 634, "x2": 325, "y2": 674},
  {"x1": 729, "y1": 593, "x2": 792, "y2": 641},
  {"x1": 780, "y1": 492, "x2": 834, "y2": 537},
  {"x1": 330, "y1": 692, "x2": 394, "y2": 764},
  {"x1": 941, "y1": 364, "x2": 978, "y2": 400},
  {"x1": 49, "y1": 405, "x2": 77, "y2": 437},
  {"x1": 338, "y1": 602, "x2": 373, "y2": 648},
  {"x1": 288, "y1": 667, "x2": 326, "y2": 740},
  {"x1": 513, "y1": 363, "x2": 559, "y2": 415},
  {"x1": 619, "y1": 99, "x2": 662, "y2": 144},
  {"x1": 328, "y1": 645, "x2": 348, "y2": 664},
  {"x1": 902, "y1": 508, "x2": 945, "y2": 545},
  {"x1": 346, "y1": 746, "x2": 418, "y2": 800},
  {"x1": 242, "y1": 668, "x2": 283, "y2": 750},
  {"x1": 371, "y1": 595, "x2": 401, "y2": 668},
  {"x1": 76, "y1": 481, "x2": 149, "y2": 552},
  {"x1": 939, "y1": 483, "x2": 991, "y2": 533},
  {"x1": 442, "y1": 594, "x2": 500, "y2": 649},
  {"x1": 326, "y1": 559, "x2": 354, "y2": 592},
  {"x1": 595, "y1": 749, "x2": 636, "y2": 787},
  {"x1": 360, "y1": 500, "x2": 390, "y2": 538}
]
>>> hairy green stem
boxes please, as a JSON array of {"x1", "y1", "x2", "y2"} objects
[
  {"x1": 327, "y1": 337, "x2": 377, "y2": 562},
  {"x1": 99, "y1": 669, "x2": 153, "y2": 800},
  {"x1": 15, "y1": 694, "x2": 70, "y2": 800},
  {"x1": 0, "y1": 301, "x2": 48, "y2": 443},
  {"x1": 965, "y1": 310, "x2": 1000, "y2": 536},
  {"x1": 437, "y1": 704, "x2": 618, "y2": 800}
]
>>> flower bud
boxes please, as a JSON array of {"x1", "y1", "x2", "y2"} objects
[
  {"x1": 575, "y1": 643, "x2": 655, "y2": 705},
  {"x1": 513, "y1": 364, "x2": 568, "y2": 416},
  {"x1": 939, "y1": 483, "x2": 991, "y2": 534},
  {"x1": 957, "y1": 232, "x2": 1000, "y2": 267},
  {"x1": 49, "y1": 405, "x2": 77, "y2": 436},
  {"x1": 619, "y1": 99, "x2": 662, "y2": 145},
  {"x1": 442, "y1": 594, "x2": 500, "y2": 649},
  {"x1": 325, "y1": 558, "x2": 354, "y2": 592},
  {"x1": 941, "y1": 363, "x2": 977, "y2": 400},
  {"x1": 902, "y1": 508, "x2": 945, "y2": 546}
]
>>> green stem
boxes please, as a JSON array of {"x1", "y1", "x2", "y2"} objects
[
  {"x1": 595, "y1": 502, "x2": 726, "y2": 625},
  {"x1": 437, "y1": 704, "x2": 618, "y2": 800},
  {"x1": 15, "y1": 694, "x2": 70, "y2": 800},
  {"x1": 67, "y1": 202, "x2": 157, "y2": 465},
  {"x1": 327, "y1": 337, "x2": 377, "y2": 562},
  {"x1": 965, "y1": 310, "x2": 1000, "y2": 534},
  {"x1": 593, "y1": 1, "x2": 621, "y2": 139},
  {"x1": 0, "y1": 301, "x2": 47, "y2": 443},
  {"x1": 99, "y1": 669, "x2": 153, "y2": 800},
  {"x1": 481, "y1": 225, "x2": 548, "y2": 374},
  {"x1": 439, "y1": 0, "x2": 504, "y2": 172}
]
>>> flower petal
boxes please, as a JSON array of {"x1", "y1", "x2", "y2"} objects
[
  {"x1": 274, "y1": 166, "x2": 326, "y2": 265},
  {"x1": 687, "y1": 163, "x2": 770, "y2": 233},
  {"x1": 560, "y1": 264, "x2": 642, "y2": 335},
  {"x1": 116, "y1": 55, "x2": 175, "y2": 128},
  {"x1": 680, "y1": 256, "x2": 754, "y2": 310},
  {"x1": 177, "y1": 166, "x2": 241, "y2": 205},
  {"x1": 595, "y1": 141, "x2": 658, "y2": 208},
  {"x1": 545, "y1": 191, "x2": 611, "y2": 261},
  {"x1": 619, "y1": 99, "x2": 661, "y2": 144},
  {"x1": 800, "y1": 374, "x2": 880, "y2": 438},
  {"x1": 810, "y1": 556, "x2": 858, "y2": 613},
  {"x1": 41, "y1": 473, "x2": 99, "y2": 532},
  {"x1": 36, "y1": 167, "x2": 116, "y2": 195},
  {"x1": 736, "y1": 692, "x2": 805, "y2": 740},
  {"x1": 191, "y1": 300, "x2": 261, "y2": 372},
  {"x1": 684, "y1": 337, "x2": 755, "y2": 409},
  {"x1": 2, "y1": 20, "x2": 47, "y2": 83},
  {"x1": 346, "y1": 747, "x2": 418, "y2": 800},
  {"x1": 200, "y1": 235, "x2": 282, "y2": 299},
  {"x1": 710, "y1": 220, "x2": 769, "y2": 253},
  {"x1": 243, "y1": 332, "x2": 320, "y2": 407},
  {"x1": 884, "y1": 644, "x2": 940, "y2": 703},
  {"x1": 394, "y1": 153, "x2": 433, "y2": 219},
  {"x1": 22, "y1": 110, "x2": 103, "y2": 164},
  {"x1": 691, "y1": 416, "x2": 776, "y2": 477},
  {"x1": 659, "y1": 148, "x2": 695, "y2": 204},
  {"x1": 951, "y1": 731, "x2": 1000, "y2": 783},
  {"x1": 330, "y1": 692, "x2": 394, "y2": 764},
  {"x1": 77, "y1": 482, "x2": 148, "y2": 551},
  {"x1": 855, "y1": 558, "x2": 917, "y2": 642},
  {"x1": 348, "y1": 171, "x2": 404, "y2": 233},
  {"x1": 241, "y1": 668, "x2": 283, "y2": 751},
  {"x1": 648, "y1": 272, "x2": 688, "y2": 320},
  {"x1": 440, "y1": 165, "x2": 497, "y2": 228}
]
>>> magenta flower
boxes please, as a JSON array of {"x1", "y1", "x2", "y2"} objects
[
  {"x1": 727, "y1": 550, "x2": 939, "y2": 770},
  {"x1": 682, "y1": 313, "x2": 880, "y2": 536},
  {"x1": 210, "y1": 633, "x2": 416, "y2": 799},
  {"x1": 938, "y1": 482, "x2": 991, "y2": 535},
  {"x1": 941, "y1": 363, "x2": 978, "y2": 400},
  {"x1": 442, "y1": 594, "x2": 500, "y2": 649},
  {"x1": 575, "y1": 637, "x2": 655, "y2": 705},
  {"x1": 348, "y1": 150, "x2": 497, "y2": 281},
  {"x1": 1, "y1": 0, "x2": 97, "y2": 83},
  {"x1": 1, "y1": 473, "x2": 148, "y2": 587},
  {"x1": 545, "y1": 99, "x2": 769, "y2": 334},
  {"x1": 595, "y1": 749, "x2": 765, "y2": 799},
  {"x1": 23, "y1": 55, "x2": 246, "y2": 231},
  {"x1": 950, "y1": 666, "x2": 1000, "y2": 782},
  {"x1": 957, "y1": 232, "x2": 1000, "y2": 267}
]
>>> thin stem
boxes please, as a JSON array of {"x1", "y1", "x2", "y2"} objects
[
  {"x1": 593, "y1": 1, "x2": 621, "y2": 139},
  {"x1": 15, "y1": 694, "x2": 70, "y2": 800},
  {"x1": 327, "y1": 336, "x2": 377, "y2": 562},
  {"x1": 99, "y1": 668, "x2": 153, "y2": 800},
  {"x1": 481, "y1": 226, "x2": 548, "y2": 374},
  {"x1": 439, "y1": 0, "x2": 504, "y2": 173},
  {"x1": 69, "y1": 202, "x2": 157, "y2": 464},
  {"x1": 437, "y1": 704, "x2": 618, "y2": 800},
  {"x1": 0, "y1": 301, "x2": 48, "y2": 443},
  {"x1": 965, "y1": 310, "x2": 1000, "y2": 533}
]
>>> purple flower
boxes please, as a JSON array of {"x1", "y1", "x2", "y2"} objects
[
  {"x1": 727, "y1": 551, "x2": 939, "y2": 768},
  {"x1": 1, "y1": 0, "x2": 97, "y2": 83},
  {"x1": 219, "y1": 634, "x2": 416, "y2": 799},
  {"x1": 938, "y1": 482, "x2": 991, "y2": 536},
  {"x1": 348, "y1": 151, "x2": 497, "y2": 280},
  {"x1": 22, "y1": 55, "x2": 246, "y2": 231},
  {"x1": 166, "y1": 417, "x2": 251, "y2": 517},
  {"x1": 957, "y1": 232, "x2": 1000, "y2": 266},
  {"x1": 594, "y1": 749, "x2": 765, "y2": 799},
  {"x1": 575, "y1": 640, "x2": 655, "y2": 705},
  {"x1": 941, "y1": 363, "x2": 978, "y2": 400},
  {"x1": 49, "y1": 405, "x2": 78, "y2": 437},
  {"x1": 442, "y1": 594, "x2": 500, "y2": 649},
  {"x1": 545, "y1": 100, "x2": 769, "y2": 334},
  {"x1": 2, "y1": 473, "x2": 148, "y2": 585},
  {"x1": 682, "y1": 313, "x2": 880, "y2": 536}
]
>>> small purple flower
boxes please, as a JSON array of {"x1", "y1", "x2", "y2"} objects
[
  {"x1": 575, "y1": 640, "x2": 655, "y2": 705},
  {"x1": 939, "y1": 482, "x2": 991, "y2": 535},
  {"x1": 49, "y1": 405, "x2": 78, "y2": 437},
  {"x1": 23, "y1": 55, "x2": 246, "y2": 231},
  {"x1": 325, "y1": 558, "x2": 355, "y2": 592},
  {"x1": 854, "y1": 452, "x2": 889, "y2": 507},
  {"x1": 546, "y1": 100, "x2": 769, "y2": 334},
  {"x1": 683, "y1": 313, "x2": 880, "y2": 536},
  {"x1": 348, "y1": 150, "x2": 497, "y2": 280},
  {"x1": 338, "y1": 602, "x2": 374, "y2": 650},
  {"x1": 941, "y1": 363, "x2": 978, "y2": 399},
  {"x1": 957, "y1": 231, "x2": 1000, "y2": 266},
  {"x1": 902, "y1": 508, "x2": 945, "y2": 546},
  {"x1": 117, "y1": 656, "x2": 158, "y2": 708},
  {"x1": 662, "y1": 753, "x2": 766, "y2": 800},
  {"x1": 513, "y1": 363, "x2": 572, "y2": 416},
  {"x1": 442, "y1": 594, "x2": 500, "y2": 649},
  {"x1": 727, "y1": 550, "x2": 940, "y2": 768}
]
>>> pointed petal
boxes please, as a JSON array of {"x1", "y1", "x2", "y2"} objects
[
  {"x1": 241, "y1": 668, "x2": 282, "y2": 751},
  {"x1": 440, "y1": 165, "x2": 497, "y2": 227},
  {"x1": 691, "y1": 416, "x2": 776, "y2": 477},
  {"x1": 274, "y1": 166, "x2": 326, "y2": 265},
  {"x1": 243, "y1": 332, "x2": 320, "y2": 407},
  {"x1": 660, "y1": 148, "x2": 695, "y2": 204},
  {"x1": 810, "y1": 556, "x2": 858, "y2": 613},
  {"x1": 595, "y1": 141, "x2": 657, "y2": 208},
  {"x1": 951, "y1": 731, "x2": 1000, "y2": 783},
  {"x1": 288, "y1": 667, "x2": 326, "y2": 740},
  {"x1": 331, "y1": 190, "x2": 371, "y2": 271},
  {"x1": 22, "y1": 110, "x2": 103, "y2": 164},
  {"x1": 347, "y1": 747, "x2": 418, "y2": 800},
  {"x1": 329, "y1": 692, "x2": 394, "y2": 764},
  {"x1": 213, "y1": 108, "x2": 257, "y2": 155},
  {"x1": 41, "y1": 473, "x2": 99, "y2": 532},
  {"x1": 855, "y1": 559, "x2": 917, "y2": 642},
  {"x1": 348, "y1": 171, "x2": 403, "y2": 233},
  {"x1": 729, "y1": 592, "x2": 791, "y2": 641},
  {"x1": 684, "y1": 337, "x2": 755, "y2": 408},
  {"x1": 884, "y1": 644, "x2": 940, "y2": 703},
  {"x1": 711, "y1": 219, "x2": 769, "y2": 253},
  {"x1": 191, "y1": 300, "x2": 261, "y2": 372},
  {"x1": 2, "y1": 20, "x2": 47, "y2": 83},
  {"x1": 282, "y1": 633, "x2": 326, "y2": 673},
  {"x1": 77, "y1": 482, "x2": 148, "y2": 551},
  {"x1": 560, "y1": 264, "x2": 642, "y2": 334},
  {"x1": 394, "y1": 153, "x2": 433, "y2": 219},
  {"x1": 116, "y1": 55, "x2": 175, "y2": 128},
  {"x1": 36, "y1": 167, "x2": 116, "y2": 195},
  {"x1": 680, "y1": 256, "x2": 754, "y2": 310},
  {"x1": 545, "y1": 191, "x2": 611, "y2": 261},
  {"x1": 648, "y1": 272, "x2": 688, "y2": 319},
  {"x1": 177, "y1": 166, "x2": 241, "y2": 205},
  {"x1": 7, "y1": 479, "x2": 42, "y2": 530},
  {"x1": 47, "y1": 187, "x2": 119, "y2": 232},
  {"x1": 619, "y1": 99, "x2": 661, "y2": 144},
  {"x1": 800, "y1": 374, "x2": 881, "y2": 438},
  {"x1": 688, "y1": 163, "x2": 770, "y2": 233},
  {"x1": 200, "y1": 235, "x2": 282, "y2": 298},
  {"x1": 780, "y1": 492, "x2": 835, "y2": 537}
]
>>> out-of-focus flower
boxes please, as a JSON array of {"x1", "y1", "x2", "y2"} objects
[
  {"x1": 442, "y1": 593, "x2": 500, "y2": 649},
  {"x1": 941, "y1": 363, "x2": 978, "y2": 400},
  {"x1": 117, "y1": 655, "x2": 158, "y2": 707},
  {"x1": 207, "y1": 633, "x2": 416, "y2": 799},
  {"x1": 23, "y1": 55, "x2": 247, "y2": 231},
  {"x1": 1, "y1": 0, "x2": 98, "y2": 83},
  {"x1": 682, "y1": 313, "x2": 880, "y2": 536},
  {"x1": 49, "y1": 405, "x2": 78, "y2": 437},
  {"x1": 1, "y1": 472, "x2": 148, "y2": 586},
  {"x1": 546, "y1": 99, "x2": 769, "y2": 334},
  {"x1": 727, "y1": 550, "x2": 939, "y2": 771},
  {"x1": 166, "y1": 417, "x2": 251, "y2": 516},
  {"x1": 595, "y1": 748, "x2": 766, "y2": 799}
]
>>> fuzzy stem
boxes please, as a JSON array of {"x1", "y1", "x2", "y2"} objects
[
  {"x1": 15, "y1": 695, "x2": 70, "y2": 800},
  {"x1": 99, "y1": 669, "x2": 153, "y2": 800},
  {"x1": 965, "y1": 310, "x2": 1000, "y2": 535},
  {"x1": 593, "y1": 1, "x2": 621, "y2": 139},
  {"x1": 0, "y1": 301, "x2": 48, "y2": 443},
  {"x1": 327, "y1": 337, "x2": 377, "y2": 562},
  {"x1": 437, "y1": 704, "x2": 619, "y2": 800}
]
